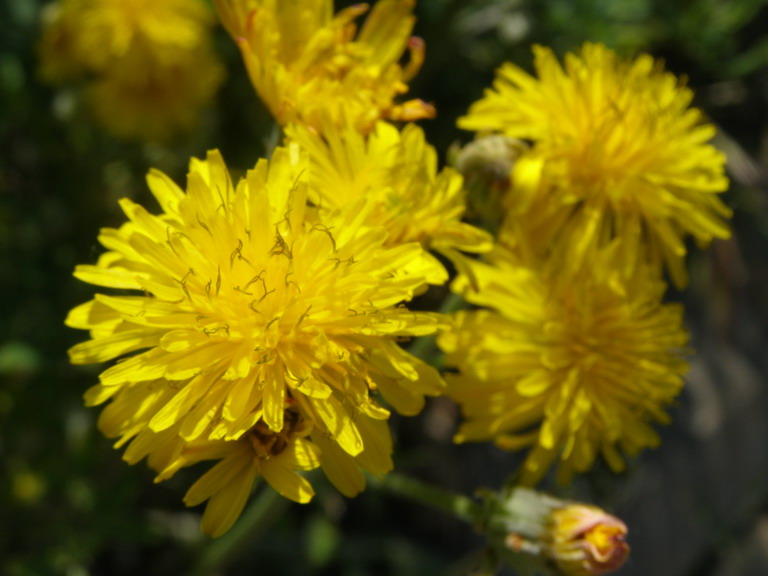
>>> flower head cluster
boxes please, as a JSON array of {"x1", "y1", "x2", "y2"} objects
[
  {"x1": 39, "y1": 0, "x2": 224, "y2": 140},
  {"x1": 67, "y1": 148, "x2": 446, "y2": 535},
  {"x1": 459, "y1": 43, "x2": 731, "y2": 287},
  {"x1": 287, "y1": 117, "x2": 493, "y2": 282},
  {"x1": 215, "y1": 0, "x2": 435, "y2": 133},
  {"x1": 439, "y1": 245, "x2": 689, "y2": 485}
]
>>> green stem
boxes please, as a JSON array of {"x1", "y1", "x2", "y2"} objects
[
  {"x1": 375, "y1": 472, "x2": 483, "y2": 525},
  {"x1": 193, "y1": 486, "x2": 287, "y2": 576},
  {"x1": 263, "y1": 121, "x2": 283, "y2": 158},
  {"x1": 440, "y1": 291, "x2": 468, "y2": 313}
]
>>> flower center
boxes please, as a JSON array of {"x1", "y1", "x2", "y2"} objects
[
  {"x1": 583, "y1": 523, "x2": 630, "y2": 568},
  {"x1": 247, "y1": 410, "x2": 300, "y2": 459}
]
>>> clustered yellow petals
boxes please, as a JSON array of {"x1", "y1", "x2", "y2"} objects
[
  {"x1": 39, "y1": 0, "x2": 224, "y2": 140},
  {"x1": 440, "y1": 246, "x2": 689, "y2": 485},
  {"x1": 215, "y1": 0, "x2": 435, "y2": 133},
  {"x1": 67, "y1": 148, "x2": 446, "y2": 536},
  {"x1": 286, "y1": 117, "x2": 493, "y2": 280},
  {"x1": 62, "y1": 0, "x2": 731, "y2": 558},
  {"x1": 459, "y1": 42, "x2": 731, "y2": 287},
  {"x1": 440, "y1": 41, "x2": 731, "y2": 488}
]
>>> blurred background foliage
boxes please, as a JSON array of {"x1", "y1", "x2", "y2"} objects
[{"x1": 2, "y1": 0, "x2": 768, "y2": 574}]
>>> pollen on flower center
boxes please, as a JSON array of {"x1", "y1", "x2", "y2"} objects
[
  {"x1": 545, "y1": 293, "x2": 613, "y2": 371},
  {"x1": 179, "y1": 264, "x2": 294, "y2": 354},
  {"x1": 561, "y1": 99, "x2": 660, "y2": 203},
  {"x1": 174, "y1": 218, "x2": 335, "y2": 362}
]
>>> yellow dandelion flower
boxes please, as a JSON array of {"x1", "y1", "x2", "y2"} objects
[
  {"x1": 38, "y1": 0, "x2": 224, "y2": 140},
  {"x1": 38, "y1": 0, "x2": 89, "y2": 83},
  {"x1": 85, "y1": 47, "x2": 224, "y2": 142},
  {"x1": 40, "y1": 0, "x2": 215, "y2": 77},
  {"x1": 66, "y1": 147, "x2": 446, "y2": 507},
  {"x1": 215, "y1": 0, "x2": 435, "y2": 132},
  {"x1": 438, "y1": 246, "x2": 689, "y2": 485},
  {"x1": 459, "y1": 43, "x2": 731, "y2": 287},
  {"x1": 286, "y1": 118, "x2": 493, "y2": 282}
]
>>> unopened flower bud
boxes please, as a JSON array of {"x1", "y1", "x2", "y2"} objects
[
  {"x1": 546, "y1": 504, "x2": 629, "y2": 576},
  {"x1": 453, "y1": 135, "x2": 527, "y2": 228},
  {"x1": 476, "y1": 487, "x2": 629, "y2": 576}
]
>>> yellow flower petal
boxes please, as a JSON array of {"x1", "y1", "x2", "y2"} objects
[
  {"x1": 199, "y1": 463, "x2": 259, "y2": 538},
  {"x1": 314, "y1": 434, "x2": 366, "y2": 497},
  {"x1": 261, "y1": 460, "x2": 315, "y2": 504}
]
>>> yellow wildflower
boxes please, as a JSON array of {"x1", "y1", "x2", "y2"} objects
[
  {"x1": 439, "y1": 245, "x2": 689, "y2": 485},
  {"x1": 215, "y1": 0, "x2": 435, "y2": 132},
  {"x1": 38, "y1": 0, "x2": 89, "y2": 83},
  {"x1": 57, "y1": 0, "x2": 215, "y2": 76},
  {"x1": 459, "y1": 43, "x2": 731, "y2": 287},
  {"x1": 38, "y1": 0, "x2": 224, "y2": 140},
  {"x1": 287, "y1": 118, "x2": 493, "y2": 283},
  {"x1": 84, "y1": 47, "x2": 223, "y2": 142},
  {"x1": 66, "y1": 147, "x2": 446, "y2": 520}
]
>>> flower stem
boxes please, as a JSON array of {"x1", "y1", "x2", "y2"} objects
[
  {"x1": 375, "y1": 472, "x2": 483, "y2": 525},
  {"x1": 263, "y1": 121, "x2": 283, "y2": 158},
  {"x1": 193, "y1": 485, "x2": 287, "y2": 576}
]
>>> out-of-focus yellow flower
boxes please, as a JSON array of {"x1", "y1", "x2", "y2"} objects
[
  {"x1": 38, "y1": 0, "x2": 224, "y2": 140},
  {"x1": 55, "y1": 0, "x2": 215, "y2": 77},
  {"x1": 216, "y1": 0, "x2": 435, "y2": 132},
  {"x1": 439, "y1": 245, "x2": 689, "y2": 485},
  {"x1": 459, "y1": 43, "x2": 731, "y2": 287},
  {"x1": 66, "y1": 147, "x2": 446, "y2": 534},
  {"x1": 547, "y1": 504, "x2": 629, "y2": 575},
  {"x1": 85, "y1": 48, "x2": 223, "y2": 142},
  {"x1": 287, "y1": 118, "x2": 493, "y2": 283},
  {"x1": 38, "y1": 0, "x2": 89, "y2": 83}
]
